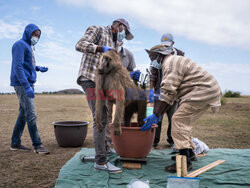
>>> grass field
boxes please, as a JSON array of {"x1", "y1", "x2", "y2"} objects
[{"x1": 0, "y1": 94, "x2": 249, "y2": 187}]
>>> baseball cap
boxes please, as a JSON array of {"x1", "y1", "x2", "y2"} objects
[
  {"x1": 113, "y1": 18, "x2": 134, "y2": 40},
  {"x1": 161, "y1": 33, "x2": 174, "y2": 46}
]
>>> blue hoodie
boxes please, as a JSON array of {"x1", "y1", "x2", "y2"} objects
[{"x1": 10, "y1": 24, "x2": 41, "y2": 89}]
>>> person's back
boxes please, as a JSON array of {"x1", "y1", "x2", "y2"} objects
[{"x1": 160, "y1": 55, "x2": 221, "y2": 105}]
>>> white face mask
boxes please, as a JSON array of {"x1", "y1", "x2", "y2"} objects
[
  {"x1": 31, "y1": 36, "x2": 39, "y2": 46},
  {"x1": 117, "y1": 29, "x2": 126, "y2": 42},
  {"x1": 151, "y1": 59, "x2": 162, "y2": 69}
]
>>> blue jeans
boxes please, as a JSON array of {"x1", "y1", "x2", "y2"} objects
[{"x1": 11, "y1": 86, "x2": 42, "y2": 149}]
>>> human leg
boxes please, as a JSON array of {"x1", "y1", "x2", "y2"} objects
[
  {"x1": 166, "y1": 101, "x2": 179, "y2": 145},
  {"x1": 105, "y1": 101, "x2": 113, "y2": 152},
  {"x1": 153, "y1": 99, "x2": 163, "y2": 147},
  {"x1": 81, "y1": 81, "x2": 121, "y2": 173},
  {"x1": 165, "y1": 101, "x2": 209, "y2": 172},
  {"x1": 11, "y1": 86, "x2": 42, "y2": 150}
]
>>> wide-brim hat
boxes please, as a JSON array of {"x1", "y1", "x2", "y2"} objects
[
  {"x1": 145, "y1": 44, "x2": 172, "y2": 55},
  {"x1": 113, "y1": 18, "x2": 134, "y2": 40}
]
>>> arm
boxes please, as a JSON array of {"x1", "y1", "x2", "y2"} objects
[{"x1": 75, "y1": 26, "x2": 101, "y2": 54}]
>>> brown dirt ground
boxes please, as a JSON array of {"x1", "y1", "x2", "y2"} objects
[{"x1": 0, "y1": 94, "x2": 249, "y2": 187}]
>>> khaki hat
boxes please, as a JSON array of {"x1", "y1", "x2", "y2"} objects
[{"x1": 145, "y1": 45, "x2": 173, "y2": 56}]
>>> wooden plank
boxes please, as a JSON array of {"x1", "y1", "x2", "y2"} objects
[
  {"x1": 196, "y1": 153, "x2": 207, "y2": 157},
  {"x1": 122, "y1": 162, "x2": 142, "y2": 169},
  {"x1": 181, "y1": 155, "x2": 187, "y2": 177},
  {"x1": 186, "y1": 160, "x2": 226, "y2": 177},
  {"x1": 176, "y1": 155, "x2": 182, "y2": 177}
]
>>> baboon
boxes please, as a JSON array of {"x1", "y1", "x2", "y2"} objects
[{"x1": 95, "y1": 50, "x2": 147, "y2": 136}]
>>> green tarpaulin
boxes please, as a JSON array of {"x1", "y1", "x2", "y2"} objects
[{"x1": 55, "y1": 148, "x2": 250, "y2": 188}]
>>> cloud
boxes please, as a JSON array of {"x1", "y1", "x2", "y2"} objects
[
  {"x1": 0, "y1": 19, "x2": 26, "y2": 39},
  {"x1": 31, "y1": 6, "x2": 41, "y2": 11},
  {"x1": 56, "y1": 0, "x2": 250, "y2": 49},
  {"x1": 200, "y1": 62, "x2": 250, "y2": 94}
]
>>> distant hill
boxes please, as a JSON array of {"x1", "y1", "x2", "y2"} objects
[{"x1": 56, "y1": 88, "x2": 84, "y2": 94}]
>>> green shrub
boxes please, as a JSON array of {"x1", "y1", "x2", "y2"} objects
[
  {"x1": 223, "y1": 90, "x2": 241, "y2": 98},
  {"x1": 221, "y1": 96, "x2": 226, "y2": 105}
]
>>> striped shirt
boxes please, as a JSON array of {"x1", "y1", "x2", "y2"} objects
[
  {"x1": 76, "y1": 25, "x2": 115, "y2": 84},
  {"x1": 159, "y1": 55, "x2": 222, "y2": 106}
]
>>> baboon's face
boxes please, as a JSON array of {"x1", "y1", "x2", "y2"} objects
[{"x1": 98, "y1": 50, "x2": 121, "y2": 74}]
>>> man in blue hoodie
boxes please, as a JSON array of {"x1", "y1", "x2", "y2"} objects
[{"x1": 10, "y1": 24, "x2": 49, "y2": 154}]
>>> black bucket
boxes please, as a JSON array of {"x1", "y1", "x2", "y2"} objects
[{"x1": 52, "y1": 121, "x2": 89, "y2": 147}]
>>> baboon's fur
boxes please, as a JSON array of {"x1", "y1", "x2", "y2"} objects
[{"x1": 95, "y1": 50, "x2": 147, "y2": 136}]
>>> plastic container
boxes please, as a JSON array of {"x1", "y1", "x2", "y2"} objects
[
  {"x1": 52, "y1": 121, "x2": 89, "y2": 147},
  {"x1": 110, "y1": 122, "x2": 157, "y2": 158},
  {"x1": 167, "y1": 176, "x2": 200, "y2": 188}
]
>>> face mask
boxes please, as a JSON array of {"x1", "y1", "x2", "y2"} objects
[
  {"x1": 151, "y1": 60, "x2": 162, "y2": 69},
  {"x1": 117, "y1": 29, "x2": 126, "y2": 42},
  {"x1": 31, "y1": 36, "x2": 39, "y2": 46}
]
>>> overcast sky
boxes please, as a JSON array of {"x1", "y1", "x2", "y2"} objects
[{"x1": 1, "y1": 0, "x2": 250, "y2": 94}]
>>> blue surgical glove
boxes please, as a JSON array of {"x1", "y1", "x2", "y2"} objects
[
  {"x1": 25, "y1": 87, "x2": 35, "y2": 98},
  {"x1": 141, "y1": 113, "x2": 160, "y2": 131},
  {"x1": 129, "y1": 70, "x2": 141, "y2": 81},
  {"x1": 102, "y1": 46, "x2": 113, "y2": 52},
  {"x1": 149, "y1": 89, "x2": 154, "y2": 103},
  {"x1": 36, "y1": 66, "x2": 48, "y2": 72}
]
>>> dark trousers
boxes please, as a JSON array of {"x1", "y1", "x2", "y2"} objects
[{"x1": 154, "y1": 100, "x2": 178, "y2": 145}]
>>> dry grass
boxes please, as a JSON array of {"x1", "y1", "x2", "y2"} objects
[{"x1": 0, "y1": 94, "x2": 249, "y2": 187}]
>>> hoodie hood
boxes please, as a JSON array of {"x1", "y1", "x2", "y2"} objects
[{"x1": 22, "y1": 24, "x2": 41, "y2": 44}]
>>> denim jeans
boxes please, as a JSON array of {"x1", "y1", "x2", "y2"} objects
[
  {"x1": 80, "y1": 80, "x2": 108, "y2": 164},
  {"x1": 11, "y1": 86, "x2": 42, "y2": 149}
]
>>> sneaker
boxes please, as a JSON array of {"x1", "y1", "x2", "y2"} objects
[
  {"x1": 10, "y1": 145, "x2": 31, "y2": 151},
  {"x1": 165, "y1": 162, "x2": 193, "y2": 173},
  {"x1": 34, "y1": 146, "x2": 50, "y2": 154},
  {"x1": 94, "y1": 162, "x2": 122, "y2": 173},
  {"x1": 106, "y1": 148, "x2": 116, "y2": 154}
]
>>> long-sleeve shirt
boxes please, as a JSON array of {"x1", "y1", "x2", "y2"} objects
[
  {"x1": 159, "y1": 55, "x2": 222, "y2": 106},
  {"x1": 76, "y1": 25, "x2": 115, "y2": 83}
]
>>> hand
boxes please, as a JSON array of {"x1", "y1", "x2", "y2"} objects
[
  {"x1": 130, "y1": 70, "x2": 141, "y2": 81},
  {"x1": 36, "y1": 66, "x2": 48, "y2": 72},
  {"x1": 141, "y1": 113, "x2": 160, "y2": 131},
  {"x1": 25, "y1": 87, "x2": 35, "y2": 98},
  {"x1": 102, "y1": 46, "x2": 113, "y2": 52},
  {"x1": 149, "y1": 89, "x2": 154, "y2": 103}
]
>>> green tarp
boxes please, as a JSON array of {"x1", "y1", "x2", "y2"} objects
[{"x1": 55, "y1": 148, "x2": 250, "y2": 188}]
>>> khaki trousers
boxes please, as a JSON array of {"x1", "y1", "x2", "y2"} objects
[{"x1": 171, "y1": 101, "x2": 210, "y2": 150}]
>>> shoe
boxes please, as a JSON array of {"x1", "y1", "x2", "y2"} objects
[
  {"x1": 165, "y1": 162, "x2": 193, "y2": 173},
  {"x1": 106, "y1": 147, "x2": 116, "y2": 154},
  {"x1": 94, "y1": 162, "x2": 122, "y2": 173},
  {"x1": 171, "y1": 154, "x2": 198, "y2": 161},
  {"x1": 34, "y1": 146, "x2": 50, "y2": 154},
  {"x1": 10, "y1": 145, "x2": 31, "y2": 151}
]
